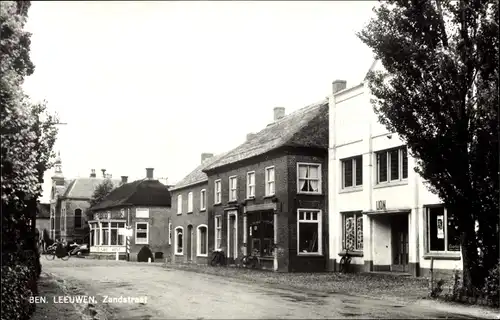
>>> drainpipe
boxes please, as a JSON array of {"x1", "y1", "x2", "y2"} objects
[
  {"x1": 366, "y1": 85, "x2": 374, "y2": 272},
  {"x1": 329, "y1": 92, "x2": 338, "y2": 271},
  {"x1": 273, "y1": 209, "x2": 278, "y2": 271},
  {"x1": 243, "y1": 208, "x2": 248, "y2": 256}
]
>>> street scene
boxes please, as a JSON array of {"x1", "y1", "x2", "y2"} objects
[{"x1": 1, "y1": 1, "x2": 498, "y2": 320}]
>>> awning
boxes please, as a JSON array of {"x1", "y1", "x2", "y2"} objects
[{"x1": 363, "y1": 208, "x2": 411, "y2": 216}]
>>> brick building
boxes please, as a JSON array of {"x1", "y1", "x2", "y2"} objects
[
  {"x1": 49, "y1": 153, "x2": 120, "y2": 243},
  {"x1": 89, "y1": 168, "x2": 172, "y2": 261},
  {"x1": 203, "y1": 102, "x2": 329, "y2": 272},
  {"x1": 168, "y1": 153, "x2": 226, "y2": 264}
]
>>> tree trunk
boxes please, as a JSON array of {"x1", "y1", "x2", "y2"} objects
[{"x1": 458, "y1": 205, "x2": 481, "y2": 295}]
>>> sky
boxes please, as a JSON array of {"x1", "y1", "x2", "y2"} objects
[{"x1": 22, "y1": 1, "x2": 377, "y2": 202}]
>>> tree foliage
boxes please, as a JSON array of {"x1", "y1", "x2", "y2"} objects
[
  {"x1": 358, "y1": 0, "x2": 499, "y2": 294},
  {"x1": 89, "y1": 179, "x2": 115, "y2": 208}
]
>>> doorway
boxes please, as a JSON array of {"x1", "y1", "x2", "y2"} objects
[
  {"x1": 391, "y1": 214, "x2": 409, "y2": 272},
  {"x1": 227, "y1": 211, "x2": 238, "y2": 262},
  {"x1": 187, "y1": 225, "x2": 193, "y2": 261}
]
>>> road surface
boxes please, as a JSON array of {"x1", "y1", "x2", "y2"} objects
[{"x1": 40, "y1": 258, "x2": 480, "y2": 319}]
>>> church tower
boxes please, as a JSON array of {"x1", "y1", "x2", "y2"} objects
[{"x1": 51, "y1": 151, "x2": 65, "y2": 186}]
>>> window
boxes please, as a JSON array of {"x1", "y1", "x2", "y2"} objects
[
  {"x1": 177, "y1": 195, "x2": 182, "y2": 214},
  {"x1": 246, "y1": 171, "x2": 255, "y2": 198},
  {"x1": 426, "y1": 206, "x2": 460, "y2": 252},
  {"x1": 248, "y1": 211, "x2": 274, "y2": 257},
  {"x1": 197, "y1": 225, "x2": 208, "y2": 256},
  {"x1": 187, "y1": 192, "x2": 193, "y2": 213},
  {"x1": 111, "y1": 222, "x2": 125, "y2": 245},
  {"x1": 168, "y1": 222, "x2": 172, "y2": 245},
  {"x1": 342, "y1": 212, "x2": 363, "y2": 251},
  {"x1": 135, "y1": 222, "x2": 149, "y2": 244},
  {"x1": 265, "y1": 166, "x2": 275, "y2": 196},
  {"x1": 214, "y1": 215, "x2": 222, "y2": 250},
  {"x1": 229, "y1": 176, "x2": 238, "y2": 201},
  {"x1": 214, "y1": 179, "x2": 222, "y2": 204},
  {"x1": 61, "y1": 208, "x2": 66, "y2": 231},
  {"x1": 297, "y1": 209, "x2": 322, "y2": 255},
  {"x1": 175, "y1": 227, "x2": 183, "y2": 255},
  {"x1": 89, "y1": 223, "x2": 95, "y2": 246},
  {"x1": 102, "y1": 222, "x2": 109, "y2": 245},
  {"x1": 74, "y1": 209, "x2": 83, "y2": 229},
  {"x1": 376, "y1": 146, "x2": 408, "y2": 184},
  {"x1": 200, "y1": 189, "x2": 206, "y2": 210},
  {"x1": 298, "y1": 163, "x2": 321, "y2": 194},
  {"x1": 50, "y1": 217, "x2": 55, "y2": 230},
  {"x1": 341, "y1": 156, "x2": 363, "y2": 189}
]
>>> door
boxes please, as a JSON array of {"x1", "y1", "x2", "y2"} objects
[
  {"x1": 391, "y1": 214, "x2": 409, "y2": 272},
  {"x1": 187, "y1": 225, "x2": 193, "y2": 261},
  {"x1": 227, "y1": 211, "x2": 238, "y2": 262}
]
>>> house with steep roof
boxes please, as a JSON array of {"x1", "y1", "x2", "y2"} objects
[
  {"x1": 49, "y1": 153, "x2": 121, "y2": 243},
  {"x1": 202, "y1": 102, "x2": 329, "y2": 272},
  {"x1": 88, "y1": 168, "x2": 172, "y2": 260},
  {"x1": 168, "y1": 152, "x2": 227, "y2": 264}
]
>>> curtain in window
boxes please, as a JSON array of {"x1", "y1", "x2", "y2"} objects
[
  {"x1": 356, "y1": 216, "x2": 363, "y2": 250},
  {"x1": 345, "y1": 217, "x2": 355, "y2": 250},
  {"x1": 299, "y1": 166, "x2": 308, "y2": 191}
]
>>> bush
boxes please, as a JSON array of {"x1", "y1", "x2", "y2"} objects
[
  {"x1": 482, "y1": 262, "x2": 500, "y2": 307},
  {"x1": 1, "y1": 264, "x2": 37, "y2": 320}
]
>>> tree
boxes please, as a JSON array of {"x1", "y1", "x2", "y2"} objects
[
  {"x1": 1, "y1": 0, "x2": 58, "y2": 257},
  {"x1": 89, "y1": 179, "x2": 115, "y2": 208},
  {"x1": 358, "y1": 0, "x2": 499, "y2": 294}
]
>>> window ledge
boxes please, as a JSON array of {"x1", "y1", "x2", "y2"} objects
[
  {"x1": 297, "y1": 253, "x2": 323, "y2": 257},
  {"x1": 228, "y1": 200, "x2": 238, "y2": 204},
  {"x1": 177, "y1": 213, "x2": 182, "y2": 215},
  {"x1": 339, "y1": 187, "x2": 363, "y2": 194},
  {"x1": 338, "y1": 250, "x2": 364, "y2": 257},
  {"x1": 374, "y1": 180, "x2": 409, "y2": 189},
  {"x1": 174, "y1": 252, "x2": 184, "y2": 256},
  {"x1": 187, "y1": 211, "x2": 193, "y2": 214},
  {"x1": 245, "y1": 197, "x2": 255, "y2": 201},
  {"x1": 135, "y1": 242, "x2": 148, "y2": 245},
  {"x1": 297, "y1": 192, "x2": 323, "y2": 196},
  {"x1": 200, "y1": 209, "x2": 206, "y2": 212},
  {"x1": 214, "y1": 202, "x2": 222, "y2": 206},
  {"x1": 263, "y1": 195, "x2": 276, "y2": 199},
  {"x1": 423, "y1": 253, "x2": 461, "y2": 260},
  {"x1": 197, "y1": 254, "x2": 208, "y2": 257}
]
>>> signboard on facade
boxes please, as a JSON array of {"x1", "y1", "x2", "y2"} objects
[
  {"x1": 118, "y1": 228, "x2": 133, "y2": 237},
  {"x1": 376, "y1": 200, "x2": 387, "y2": 211},
  {"x1": 90, "y1": 246, "x2": 126, "y2": 253},
  {"x1": 136, "y1": 208, "x2": 149, "y2": 218}
]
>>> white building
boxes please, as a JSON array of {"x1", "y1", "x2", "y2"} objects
[{"x1": 328, "y1": 60, "x2": 462, "y2": 277}]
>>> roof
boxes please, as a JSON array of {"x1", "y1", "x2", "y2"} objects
[
  {"x1": 37, "y1": 203, "x2": 50, "y2": 218},
  {"x1": 203, "y1": 100, "x2": 329, "y2": 172},
  {"x1": 89, "y1": 179, "x2": 171, "y2": 211},
  {"x1": 170, "y1": 153, "x2": 229, "y2": 191},
  {"x1": 63, "y1": 177, "x2": 121, "y2": 199}
]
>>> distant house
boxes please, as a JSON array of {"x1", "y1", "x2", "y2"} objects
[
  {"x1": 203, "y1": 103, "x2": 329, "y2": 272},
  {"x1": 49, "y1": 153, "x2": 120, "y2": 243},
  {"x1": 89, "y1": 168, "x2": 172, "y2": 260},
  {"x1": 168, "y1": 153, "x2": 226, "y2": 264}
]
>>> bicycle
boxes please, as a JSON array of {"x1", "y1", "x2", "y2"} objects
[
  {"x1": 45, "y1": 243, "x2": 70, "y2": 261},
  {"x1": 241, "y1": 248, "x2": 261, "y2": 269},
  {"x1": 339, "y1": 248, "x2": 352, "y2": 273},
  {"x1": 210, "y1": 250, "x2": 226, "y2": 266}
]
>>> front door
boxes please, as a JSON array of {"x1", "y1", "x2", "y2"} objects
[
  {"x1": 391, "y1": 214, "x2": 409, "y2": 272},
  {"x1": 187, "y1": 225, "x2": 193, "y2": 261},
  {"x1": 227, "y1": 212, "x2": 237, "y2": 262}
]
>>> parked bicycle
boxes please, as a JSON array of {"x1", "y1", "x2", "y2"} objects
[
  {"x1": 210, "y1": 250, "x2": 226, "y2": 266},
  {"x1": 241, "y1": 248, "x2": 261, "y2": 269},
  {"x1": 45, "y1": 242, "x2": 70, "y2": 261},
  {"x1": 339, "y1": 248, "x2": 352, "y2": 273}
]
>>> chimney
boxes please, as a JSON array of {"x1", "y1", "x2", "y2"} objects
[
  {"x1": 101, "y1": 169, "x2": 106, "y2": 178},
  {"x1": 121, "y1": 176, "x2": 128, "y2": 184},
  {"x1": 89, "y1": 169, "x2": 96, "y2": 178},
  {"x1": 332, "y1": 80, "x2": 347, "y2": 94},
  {"x1": 246, "y1": 133, "x2": 256, "y2": 141},
  {"x1": 146, "y1": 168, "x2": 154, "y2": 179},
  {"x1": 201, "y1": 153, "x2": 214, "y2": 164},
  {"x1": 273, "y1": 107, "x2": 285, "y2": 121}
]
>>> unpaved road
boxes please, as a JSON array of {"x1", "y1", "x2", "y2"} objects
[{"x1": 40, "y1": 258, "x2": 484, "y2": 319}]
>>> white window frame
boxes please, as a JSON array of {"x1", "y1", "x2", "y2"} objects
[
  {"x1": 135, "y1": 222, "x2": 149, "y2": 245},
  {"x1": 341, "y1": 156, "x2": 363, "y2": 189},
  {"x1": 297, "y1": 162, "x2": 322, "y2": 194},
  {"x1": 174, "y1": 226, "x2": 184, "y2": 255},
  {"x1": 214, "y1": 215, "x2": 222, "y2": 251},
  {"x1": 265, "y1": 166, "x2": 275, "y2": 196},
  {"x1": 425, "y1": 205, "x2": 460, "y2": 254},
  {"x1": 200, "y1": 189, "x2": 206, "y2": 211},
  {"x1": 246, "y1": 171, "x2": 255, "y2": 199},
  {"x1": 229, "y1": 176, "x2": 238, "y2": 202},
  {"x1": 187, "y1": 192, "x2": 193, "y2": 213},
  {"x1": 168, "y1": 222, "x2": 172, "y2": 245},
  {"x1": 197, "y1": 224, "x2": 209, "y2": 257},
  {"x1": 177, "y1": 194, "x2": 182, "y2": 215},
  {"x1": 296, "y1": 209, "x2": 322, "y2": 256},
  {"x1": 214, "y1": 179, "x2": 222, "y2": 204},
  {"x1": 341, "y1": 211, "x2": 363, "y2": 251},
  {"x1": 376, "y1": 146, "x2": 408, "y2": 184}
]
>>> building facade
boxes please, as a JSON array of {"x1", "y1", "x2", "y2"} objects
[
  {"x1": 168, "y1": 153, "x2": 223, "y2": 265},
  {"x1": 203, "y1": 103, "x2": 329, "y2": 272},
  {"x1": 88, "y1": 168, "x2": 172, "y2": 261},
  {"x1": 328, "y1": 62, "x2": 462, "y2": 277},
  {"x1": 49, "y1": 154, "x2": 120, "y2": 243}
]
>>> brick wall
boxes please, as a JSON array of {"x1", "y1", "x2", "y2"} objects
[
  {"x1": 170, "y1": 182, "x2": 209, "y2": 265},
  {"x1": 64, "y1": 199, "x2": 91, "y2": 242}
]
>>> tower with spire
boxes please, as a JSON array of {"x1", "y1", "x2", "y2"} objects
[{"x1": 51, "y1": 151, "x2": 65, "y2": 186}]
